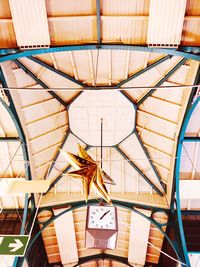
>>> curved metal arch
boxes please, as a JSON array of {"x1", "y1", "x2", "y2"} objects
[
  {"x1": 0, "y1": 45, "x2": 199, "y2": 63},
  {"x1": 174, "y1": 94, "x2": 200, "y2": 267},
  {"x1": 73, "y1": 253, "x2": 133, "y2": 267},
  {"x1": 25, "y1": 201, "x2": 183, "y2": 265},
  {"x1": 0, "y1": 68, "x2": 35, "y2": 267}
]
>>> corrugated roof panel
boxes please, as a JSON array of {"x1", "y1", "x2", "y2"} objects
[
  {"x1": 52, "y1": 52, "x2": 75, "y2": 78},
  {"x1": 48, "y1": 16, "x2": 97, "y2": 45},
  {"x1": 128, "y1": 51, "x2": 149, "y2": 75},
  {"x1": 101, "y1": 0, "x2": 150, "y2": 15},
  {"x1": 91, "y1": 50, "x2": 110, "y2": 85},
  {"x1": 102, "y1": 16, "x2": 148, "y2": 44},
  {"x1": 147, "y1": 0, "x2": 187, "y2": 46},
  {"x1": 111, "y1": 50, "x2": 129, "y2": 84},
  {"x1": 46, "y1": 0, "x2": 96, "y2": 16},
  {"x1": 71, "y1": 51, "x2": 92, "y2": 84},
  {"x1": 9, "y1": 0, "x2": 50, "y2": 48}
]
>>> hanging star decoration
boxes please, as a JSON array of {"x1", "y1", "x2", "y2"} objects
[{"x1": 60, "y1": 144, "x2": 115, "y2": 205}]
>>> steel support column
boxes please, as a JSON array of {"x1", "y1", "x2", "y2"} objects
[
  {"x1": 172, "y1": 67, "x2": 200, "y2": 267},
  {"x1": 0, "y1": 68, "x2": 35, "y2": 267}
]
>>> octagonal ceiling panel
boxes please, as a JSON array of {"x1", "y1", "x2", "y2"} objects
[{"x1": 69, "y1": 90, "x2": 135, "y2": 146}]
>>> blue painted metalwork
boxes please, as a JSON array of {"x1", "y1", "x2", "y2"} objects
[
  {"x1": 25, "y1": 201, "x2": 182, "y2": 265},
  {"x1": 0, "y1": 68, "x2": 34, "y2": 267},
  {"x1": 96, "y1": 0, "x2": 101, "y2": 44},
  {"x1": 119, "y1": 90, "x2": 137, "y2": 107},
  {"x1": 74, "y1": 253, "x2": 133, "y2": 267},
  {"x1": 173, "y1": 66, "x2": 200, "y2": 266},
  {"x1": 0, "y1": 69, "x2": 32, "y2": 183},
  {"x1": 115, "y1": 146, "x2": 164, "y2": 196},
  {"x1": 28, "y1": 56, "x2": 86, "y2": 88},
  {"x1": 137, "y1": 58, "x2": 188, "y2": 106},
  {"x1": 183, "y1": 136, "x2": 200, "y2": 142},
  {"x1": 0, "y1": 45, "x2": 199, "y2": 63},
  {"x1": 13, "y1": 59, "x2": 67, "y2": 107},
  {"x1": 174, "y1": 96, "x2": 200, "y2": 267},
  {"x1": 116, "y1": 55, "x2": 171, "y2": 87},
  {"x1": 135, "y1": 131, "x2": 166, "y2": 192}
]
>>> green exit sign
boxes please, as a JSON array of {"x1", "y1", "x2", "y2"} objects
[{"x1": 0, "y1": 235, "x2": 29, "y2": 256}]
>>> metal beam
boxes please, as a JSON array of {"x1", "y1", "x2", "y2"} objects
[
  {"x1": 137, "y1": 57, "x2": 188, "y2": 106},
  {"x1": 28, "y1": 56, "x2": 86, "y2": 88},
  {"x1": 119, "y1": 90, "x2": 137, "y2": 107},
  {"x1": 26, "y1": 200, "x2": 181, "y2": 266},
  {"x1": 0, "y1": 45, "x2": 199, "y2": 63},
  {"x1": 45, "y1": 145, "x2": 90, "y2": 194},
  {"x1": 39, "y1": 198, "x2": 169, "y2": 213},
  {"x1": 135, "y1": 131, "x2": 166, "y2": 192},
  {"x1": 13, "y1": 59, "x2": 67, "y2": 108},
  {"x1": 96, "y1": 0, "x2": 101, "y2": 44},
  {"x1": 183, "y1": 136, "x2": 200, "y2": 142},
  {"x1": 0, "y1": 136, "x2": 19, "y2": 142},
  {"x1": 73, "y1": 253, "x2": 133, "y2": 267},
  {"x1": 116, "y1": 55, "x2": 171, "y2": 87},
  {"x1": 172, "y1": 67, "x2": 200, "y2": 266},
  {"x1": 0, "y1": 68, "x2": 33, "y2": 266},
  {"x1": 115, "y1": 146, "x2": 164, "y2": 196}
]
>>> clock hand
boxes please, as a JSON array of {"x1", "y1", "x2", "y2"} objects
[{"x1": 100, "y1": 210, "x2": 110, "y2": 220}]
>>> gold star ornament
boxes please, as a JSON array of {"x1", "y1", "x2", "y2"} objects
[{"x1": 60, "y1": 144, "x2": 115, "y2": 205}]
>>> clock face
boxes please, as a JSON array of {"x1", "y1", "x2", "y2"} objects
[{"x1": 87, "y1": 206, "x2": 117, "y2": 230}]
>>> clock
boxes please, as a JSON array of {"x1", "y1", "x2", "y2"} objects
[{"x1": 85, "y1": 205, "x2": 118, "y2": 249}]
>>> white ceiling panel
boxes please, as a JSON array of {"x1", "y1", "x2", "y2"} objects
[{"x1": 9, "y1": 0, "x2": 50, "y2": 48}]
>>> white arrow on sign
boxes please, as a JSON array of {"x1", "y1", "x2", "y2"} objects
[{"x1": 9, "y1": 239, "x2": 24, "y2": 252}]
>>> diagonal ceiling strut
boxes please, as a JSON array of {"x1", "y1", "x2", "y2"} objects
[
  {"x1": 28, "y1": 56, "x2": 86, "y2": 88},
  {"x1": 13, "y1": 59, "x2": 67, "y2": 108},
  {"x1": 135, "y1": 131, "x2": 166, "y2": 192},
  {"x1": 116, "y1": 55, "x2": 171, "y2": 87},
  {"x1": 115, "y1": 146, "x2": 164, "y2": 196},
  {"x1": 137, "y1": 57, "x2": 187, "y2": 106}
]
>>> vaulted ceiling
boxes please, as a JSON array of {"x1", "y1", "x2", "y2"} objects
[{"x1": 0, "y1": 0, "x2": 199, "y2": 267}]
